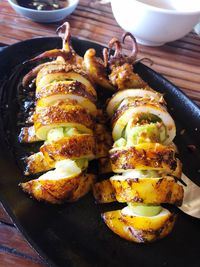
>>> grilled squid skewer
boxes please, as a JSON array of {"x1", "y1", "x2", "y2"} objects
[
  {"x1": 93, "y1": 33, "x2": 184, "y2": 243},
  {"x1": 19, "y1": 23, "x2": 101, "y2": 203}
]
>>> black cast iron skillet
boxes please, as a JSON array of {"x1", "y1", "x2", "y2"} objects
[{"x1": 0, "y1": 37, "x2": 200, "y2": 267}]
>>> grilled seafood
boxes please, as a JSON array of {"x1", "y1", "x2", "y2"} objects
[
  {"x1": 93, "y1": 34, "x2": 184, "y2": 242},
  {"x1": 18, "y1": 23, "x2": 184, "y2": 242},
  {"x1": 83, "y1": 48, "x2": 114, "y2": 91},
  {"x1": 19, "y1": 23, "x2": 110, "y2": 203},
  {"x1": 103, "y1": 208, "x2": 176, "y2": 243},
  {"x1": 21, "y1": 160, "x2": 95, "y2": 204},
  {"x1": 104, "y1": 34, "x2": 146, "y2": 90}
]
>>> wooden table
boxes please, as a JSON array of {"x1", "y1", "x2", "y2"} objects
[{"x1": 0, "y1": 0, "x2": 200, "y2": 266}]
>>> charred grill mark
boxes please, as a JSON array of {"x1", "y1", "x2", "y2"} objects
[
  {"x1": 110, "y1": 145, "x2": 178, "y2": 172},
  {"x1": 126, "y1": 214, "x2": 175, "y2": 242},
  {"x1": 121, "y1": 210, "x2": 174, "y2": 243},
  {"x1": 36, "y1": 81, "x2": 96, "y2": 103},
  {"x1": 128, "y1": 227, "x2": 147, "y2": 243},
  {"x1": 112, "y1": 104, "x2": 129, "y2": 125},
  {"x1": 153, "y1": 213, "x2": 176, "y2": 239},
  {"x1": 20, "y1": 180, "x2": 60, "y2": 204},
  {"x1": 34, "y1": 105, "x2": 94, "y2": 129},
  {"x1": 132, "y1": 197, "x2": 143, "y2": 203},
  {"x1": 170, "y1": 159, "x2": 177, "y2": 171},
  {"x1": 156, "y1": 178, "x2": 163, "y2": 185},
  {"x1": 42, "y1": 178, "x2": 80, "y2": 201},
  {"x1": 111, "y1": 192, "x2": 116, "y2": 200},
  {"x1": 166, "y1": 191, "x2": 172, "y2": 202},
  {"x1": 127, "y1": 178, "x2": 139, "y2": 185},
  {"x1": 112, "y1": 97, "x2": 165, "y2": 127},
  {"x1": 41, "y1": 135, "x2": 95, "y2": 160},
  {"x1": 40, "y1": 65, "x2": 88, "y2": 78},
  {"x1": 60, "y1": 138, "x2": 94, "y2": 158},
  {"x1": 141, "y1": 149, "x2": 148, "y2": 165},
  {"x1": 111, "y1": 176, "x2": 184, "y2": 205},
  {"x1": 109, "y1": 151, "x2": 120, "y2": 164},
  {"x1": 121, "y1": 163, "x2": 133, "y2": 170}
]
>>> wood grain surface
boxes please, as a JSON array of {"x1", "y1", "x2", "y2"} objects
[{"x1": 0, "y1": 0, "x2": 200, "y2": 266}]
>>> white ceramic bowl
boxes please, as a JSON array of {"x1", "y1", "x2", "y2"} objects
[
  {"x1": 8, "y1": 0, "x2": 79, "y2": 23},
  {"x1": 111, "y1": 0, "x2": 200, "y2": 46}
]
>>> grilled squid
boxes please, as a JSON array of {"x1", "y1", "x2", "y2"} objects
[
  {"x1": 93, "y1": 34, "x2": 184, "y2": 242},
  {"x1": 19, "y1": 23, "x2": 105, "y2": 203}
]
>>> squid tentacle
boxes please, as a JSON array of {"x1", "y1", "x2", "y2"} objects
[
  {"x1": 56, "y1": 22, "x2": 72, "y2": 52},
  {"x1": 22, "y1": 63, "x2": 45, "y2": 87},
  {"x1": 122, "y1": 32, "x2": 138, "y2": 62},
  {"x1": 122, "y1": 33, "x2": 153, "y2": 66},
  {"x1": 28, "y1": 49, "x2": 71, "y2": 63},
  {"x1": 108, "y1": 37, "x2": 123, "y2": 58}
]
